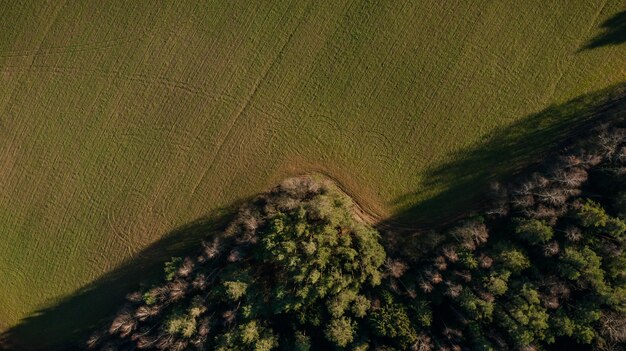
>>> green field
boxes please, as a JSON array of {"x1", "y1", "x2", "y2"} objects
[{"x1": 0, "y1": 0, "x2": 625, "y2": 347}]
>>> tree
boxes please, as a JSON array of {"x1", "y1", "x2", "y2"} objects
[
  {"x1": 577, "y1": 199, "x2": 609, "y2": 228},
  {"x1": 223, "y1": 280, "x2": 248, "y2": 301},
  {"x1": 515, "y1": 219, "x2": 554, "y2": 245},
  {"x1": 369, "y1": 293, "x2": 418, "y2": 349},
  {"x1": 459, "y1": 289, "x2": 494, "y2": 321},
  {"x1": 325, "y1": 317, "x2": 356, "y2": 347},
  {"x1": 293, "y1": 331, "x2": 311, "y2": 351},
  {"x1": 165, "y1": 309, "x2": 196, "y2": 338},
  {"x1": 484, "y1": 271, "x2": 510, "y2": 296},
  {"x1": 558, "y1": 246, "x2": 607, "y2": 293},
  {"x1": 164, "y1": 257, "x2": 183, "y2": 281},
  {"x1": 496, "y1": 246, "x2": 530, "y2": 274},
  {"x1": 496, "y1": 284, "x2": 550, "y2": 347}
]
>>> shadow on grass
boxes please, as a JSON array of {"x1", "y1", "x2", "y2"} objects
[
  {"x1": 2, "y1": 84, "x2": 626, "y2": 350},
  {"x1": 386, "y1": 83, "x2": 626, "y2": 227},
  {"x1": 581, "y1": 8, "x2": 626, "y2": 51},
  {"x1": 0, "y1": 204, "x2": 242, "y2": 351}
]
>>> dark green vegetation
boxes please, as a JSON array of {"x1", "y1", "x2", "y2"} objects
[
  {"x1": 87, "y1": 179, "x2": 392, "y2": 350},
  {"x1": 85, "y1": 117, "x2": 626, "y2": 350},
  {"x1": 1, "y1": 1, "x2": 626, "y2": 333}
]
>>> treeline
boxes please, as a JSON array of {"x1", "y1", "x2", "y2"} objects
[
  {"x1": 88, "y1": 123, "x2": 626, "y2": 350},
  {"x1": 388, "y1": 122, "x2": 626, "y2": 351},
  {"x1": 88, "y1": 178, "x2": 391, "y2": 350}
]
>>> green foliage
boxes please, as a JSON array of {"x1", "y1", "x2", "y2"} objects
[
  {"x1": 578, "y1": 199, "x2": 609, "y2": 228},
  {"x1": 496, "y1": 284, "x2": 551, "y2": 347},
  {"x1": 351, "y1": 294, "x2": 371, "y2": 318},
  {"x1": 458, "y1": 249, "x2": 478, "y2": 269},
  {"x1": 459, "y1": 290, "x2": 493, "y2": 321},
  {"x1": 369, "y1": 294, "x2": 418, "y2": 349},
  {"x1": 467, "y1": 322, "x2": 495, "y2": 351},
  {"x1": 165, "y1": 309, "x2": 196, "y2": 338},
  {"x1": 223, "y1": 280, "x2": 249, "y2": 301},
  {"x1": 257, "y1": 194, "x2": 385, "y2": 320},
  {"x1": 164, "y1": 257, "x2": 183, "y2": 281},
  {"x1": 484, "y1": 271, "x2": 510, "y2": 296},
  {"x1": 515, "y1": 219, "x2": 554, "y2": 244},
  {"x1": 193, "y1": 187, "x2": 389, "y2": 350},
  {"x1": 411, "y1": 299, "x2": 433, "y2": 327},
  {"x1": 550, "y1": 301, "x2": 601, "y2": 344},
  {"x1": 216, "y1": 320, "x2": 278, "y2": 351},
  {"x1": 100, "y1": 143, "x2": 626, "y2": 351},
  {"x1": 142, "y1": 291, "x2": 157, "y2": 305},
  {"x1": 293, "y1": 331, "x2": 311, "y2": 351},
  {"x1": 607, "y1": 217, "x2": 626, "y2": 240},
  {"x1": 496, "y1": 246, "x2": 530, "y2": 274},
  {"x1": 325, "y1": 316, "x2": 356, "y2": 347},
  {"x1": 558, "y1": 246, "x2": 607, "y2": 292}
]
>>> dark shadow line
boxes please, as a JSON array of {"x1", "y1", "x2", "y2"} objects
[
  {"x1": 0, "y1": 201, "x2": 246, "y2": 351},
  {"x1": 580, "y1": 8, "x2": 626, "y2": 51},
  {"x1": 382, "y1": 82, "x2": 626, "y2": 228},
  {"x1": 2, "y1": 83, "x2": 626, "y2": 350}
]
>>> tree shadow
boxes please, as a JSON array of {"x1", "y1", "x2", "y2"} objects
[
  {"x1": 581, "y1": 9, "x2": 626, "y2": 51},
  {"x1": 0, "y1": 204, "x2": 242, "y2": 351},
  {"x1": 385, "y1": 82, "x2": 626, "y2": 227},
  {"x1": 2, "y1": 84, "x2": 626, "y2": 350}
]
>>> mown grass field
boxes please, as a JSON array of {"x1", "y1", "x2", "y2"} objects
[{"x1": 0, "y1": 0, "x2": 625, "y2": 347}]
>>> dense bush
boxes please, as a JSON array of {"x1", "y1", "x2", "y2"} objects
[
  {"x1": 90, "y1": 122, "x2": 626, "y2": 350},
  {"x1": 89, "y1": 179, "x2": 397, "y2": 350}
]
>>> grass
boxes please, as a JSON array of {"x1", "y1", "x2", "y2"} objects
[{"x1": 0, "y1": 0, "x2": 625, "y2": 348}]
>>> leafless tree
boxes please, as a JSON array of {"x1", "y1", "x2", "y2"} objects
[
  {"x1": 541, "y1": 295, "x2": 559, "y2": 309},
  {"x1": 579, "y1": 153, "x2": 603, "y2": 168},
  {"x1": 600, "y1": 311, "x2": 626, "y2": 343},
  {"x1": 551, "y1": 168, "x2": 588, "y2": 188},
  {"x1": 385, "y1": 258, "x2": 409, "y2": 278},
  {"x1": 86, "y1": 331, "x2": 104, "y2": 349},
  {"x1": 564, "y1": 226, "x2": 582, "y2": 242},
  {"x1": 201, "y1": 238, "x2": 222, "y2": 261},
  {"x1": 136, "y1": 334, "x2": 158, "y2": 349},
  {"x1": 170, "y1": 340, "x2": 189, "y2": 351},
  {"x1": 125, "y1": 291, "x2": 143, "y2": 304},
  {"x1": 444, "y1": 282, "x2": 463, "y2": 298},
  {"x1": 430, "y1": 271, "x2": 443, "y2": 285},
  {"x1": 466, "y1": 221, "x2": 489, "y2": 246},
  {"x1": 511, "y1": 194, "x2": 535, "y2": 209},
  {"x1": 535, "y1": 188, "x2": 568, "y2": 206},
  {"x1": 442, "y1": 247, "x2": 458, "y2": 263},
  {"x1": 222, "y1": 309, "x2": 236, "y2": 324},
  {"x1": 542, "y1": 276, "x2": 571, "y2": 300},
  {"x1": 514, "y1": 181, "x2": 536, "y2": 197},
  {"x1": 168, "y1": 279, "x2": 188, "y2": 301},
  {"x1": 135, "y1": 305, "x2": 160, "y2": 321},
  {"x1": 434, "y1": 256, "x2": 447, "y2": 271},
  {"x1": 596, "y1": 128, "x2": 626, "y2": 160},
  {"x1": 177, "y1": 257, "x2": 195, "y2": 278},
  {"x1": 109, "y1": 309, "x2": 136, "y2": 337},
  {"x1": 227, "y1": 249, "x2": 243, "y2": 263},
  {"x1": 479, "y1": 254, "x2": 493, "y2": 269},
  {"x1": 155, "y1": 333, "x2": 175, "y2": 350},
  {"x1": 411, "y1": 333, "x2": 433, "y2": 351},
  {"x1": 419, "y1": 279, "x2": 434, "y2": 293},
  {"x1": 192, "y1": 273, "x2": 208, "y2": 291},
  {"x1": 543, "y1": 241, "x2": 560, "y2": 256},
  {"x1": 478, "y1": 291, "x2": 495, "y2": 303}
]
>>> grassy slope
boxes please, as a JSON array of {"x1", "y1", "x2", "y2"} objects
[{"x1": 0, "y1": 0, "x2": 624, "y2": 338}]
